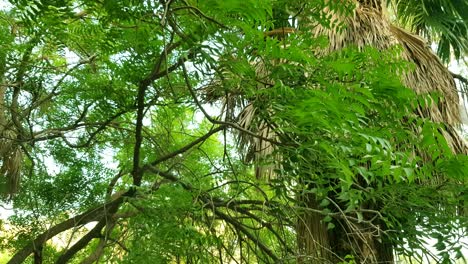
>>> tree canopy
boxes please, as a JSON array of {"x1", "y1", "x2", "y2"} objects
[{"x1": 0, "y1": 0, "x2": 467, "y2": 263}]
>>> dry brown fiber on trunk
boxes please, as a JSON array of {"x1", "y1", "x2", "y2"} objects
[
  {"x1": 295, "y1": 1, "x2": 467, "y2": 263},
  {"x1": 312, "y1": 0, "x2": 467, "y2": 154}
]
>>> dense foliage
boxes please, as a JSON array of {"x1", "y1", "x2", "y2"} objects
[{"x1": 0, "y1": 0, "x2": 467, "y2": 263}]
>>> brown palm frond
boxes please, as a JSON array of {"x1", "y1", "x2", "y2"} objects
[
  {"x1": 203, "y1": 0, "x2": 467, "y2": 181},
  {"x1": 312, "y1": 3, "x2": 467, "y2": 154},
  {"x1": 202, "y1": 56, "x2": 281, "y2": 179},
  {"x1": 237, "y1": 103, "x2": 279, "y2": 179},
  {"x1": 0, "y1": 128, "x2": 22, "y2": 198},
  {"x1": 0, "y1": 87, "x2": 23, "y2": 198}
]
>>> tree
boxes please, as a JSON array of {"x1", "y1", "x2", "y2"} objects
[
  {"x1": 0, "y1": 0, "x2": 466, "y2": 263},
  {"x1": 209, "y1": 0, "x2": 468, "y2": 262},
  {"x1": 285, "y1": 1, "x2": 468, "y2": 262}
]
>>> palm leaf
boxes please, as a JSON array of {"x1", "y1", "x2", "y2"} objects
[{"x1": 389, "y1": 0, "x2": 468, "y2": 62}]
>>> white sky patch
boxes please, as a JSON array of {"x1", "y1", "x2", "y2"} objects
[
  {"x1": 193, "y1": 103, "x2": 220, "y2": 124},
  {"x1": 449, "y1": 60, "x2": 468, "y2": 129},
  {"x1": 99, "y1": 147, "x2": 119, "y2": 170},
  {"x1": 43, "y1": 155, "x2": 61, "y2": 175},
  {"x1": 0, "y1": 202, "x2": 13, "y2": 219},
  {"x1": 142, "y1": 115, "x2": 151, "y2": 126},
  {"x1": 64, "y1": 48, "x2": 81, "y2": 66},
  {"x1": 0, "y1": 1, "x2": 11, "y2": 11}
]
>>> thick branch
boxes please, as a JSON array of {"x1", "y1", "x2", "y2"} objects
[
  {"x1": 56, "y1": 213, "x2": 118, "y2": 264},
  {"x1": 132, "y1": 82, "x2": 148, "y2": 185},
  {"x1": 133, "y1": 35, "x2": 192, "y2": 186},
  {"x1": 7, "y1": 196, "x2": 125, "y2": 264},
  {"x1": 451, "y1": 71, "x2": 468, "y2": 86},
  {"x1": 264, "y1": 27, "x2": 296, "y2": 37},
  {"x1": 55, "y1": 219, "x2": 108, "y2": 264},
  {"x1": 79, "y1": 237, "x2": 106, "y2": 264}
]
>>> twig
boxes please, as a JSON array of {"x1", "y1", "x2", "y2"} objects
[
  {"x1": 451, "y1": 71, "x2": 468, "y2": 86},
  {"x1": 213, "y1": 209, "x2": 279, "y2": 262}
]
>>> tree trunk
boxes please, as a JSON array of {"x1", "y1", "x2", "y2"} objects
[
  {"x1": 298, "y1": 191, "x2": 395, "y2": 263},
  {"x1": 33, "y1": 245, "x2": 42, "y2": 264},
  {"x1": 297, "y1": 193, "x2": 331, "y2": 263}
]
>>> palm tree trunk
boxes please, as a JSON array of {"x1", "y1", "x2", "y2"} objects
[{"x1": 296, "y1": 192, "x2": 332, "y2": 263}]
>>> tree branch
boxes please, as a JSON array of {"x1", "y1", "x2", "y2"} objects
[
  {"x1": 181, "y1": 63, "x2": 285, "y2": 146},
  {"x1": 55, "y1": 218, "x2": 107, "y2": 264},
  {"x1": 7, "y1": 196, "x2": 126, "y2": 264},
  {"x1": 451, "y1": 71, "x2": 468, "y2": 86},
  {"x1": 146, "y1": 124, "x2": 225, "y2": 167},
  {"x1": 132, "y1": 33, "x2": 196, "y2": 186},
  {"x1": 213, "y1": 209, "x2": 279, "y2": 262}
]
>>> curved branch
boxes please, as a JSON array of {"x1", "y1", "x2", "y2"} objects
[
  {"x1": 451, "y1": 71, "x2": 468, "y2": 86},
  {"x1": 7, "y1": 196, "x2": 126, "y2": 264},
  {"x1": 172, "y1": 4, "x2": 228, "y2": 29},
  {"x1": 147, "y1": 124, "x2": 226, "y2": 167},
  {"x1": 25, "y1": 55, "x2": 97, "y2": 117},
  {"x1": 55, "y1": 218, "x2": 107, "y2": 264}
]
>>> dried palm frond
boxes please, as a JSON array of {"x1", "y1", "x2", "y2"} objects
[
  {"x1": 295, "y1": 3, "x2": 468, "y2": 261},
  {"x1": 208, "y1": 1, "x2": 467, "y2": 262},
  {"x1": 237, "y1": 103, "x2": 279, "y2": 179},
  {"x1": 312, "y1": 2, "x2": 467, "y2": 154},
  {"x1": 203, "y1": 0, "x2": 467, "y2": 182},
  {"x1": 202, "y1": 57, "x2": 281, "y2": 179},
  {"x1": 0, "y1": 127, "x2": 22, "y2": 198},
  {"x1": 0, "y1": 87, "x2": 23, "y2": 198},
  {"x1": 389, "y1": 0, "x2": 468, "y2": 63}
]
